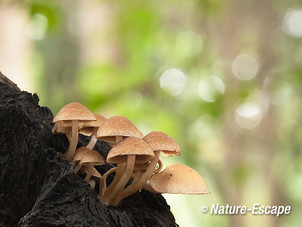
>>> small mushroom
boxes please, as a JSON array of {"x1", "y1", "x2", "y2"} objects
[
  {"x1": 78, "y1": 150, "x2": 104, "y2": 182},
  {"x1": 149, "y1": 164, "x2": 210, "y2": 194},
  {"x1": 73, "y1": 147, "x2": 91, "y2": 174},
  {"x1": 115, "y1": 131, "x2": 180, "y2": 204},
  {"x1": 79, "y1": 165, "x2": 102, "y2": 189},
  {"x1": 101, "y1": 137, "x2": 154, "y2": 205},
  {"x1": 53, "y1": 102, "x2": 96, "y2": 160}
]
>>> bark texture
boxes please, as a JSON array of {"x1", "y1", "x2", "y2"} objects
[{"x1": 0, "y1": 72, "x2": 177, "y2": 227}]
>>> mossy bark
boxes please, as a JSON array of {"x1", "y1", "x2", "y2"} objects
[{"x1": 0, "y1": 72, "x2": 177, "y2": 227}]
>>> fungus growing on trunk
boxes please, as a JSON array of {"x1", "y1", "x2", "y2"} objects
[
  {"x1": 97, "y1": 116, "x2": 144, "y2": 204},
  {"x1": 73, "y1": 147, "x2": 91, "y2": 174},
  {"x1": 78, "y1": 150, "x2": 104, "y2": 182},
  {"x1": 52, "y1": 102, "x2": 96, "y2": 160},
  {"x1": 101, "y1": 137, "x2": 154, "y2": 205},
  {"x1": 115, "y1": 131, "x2": 180, "y2": 204},
  {"x1": 79, "y1": 165, "x2": 102, "y2": 189}
]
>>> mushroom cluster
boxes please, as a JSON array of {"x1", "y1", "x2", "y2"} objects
[{"x1": 52, "y1": 102, "x2": 210, "y2": 206}]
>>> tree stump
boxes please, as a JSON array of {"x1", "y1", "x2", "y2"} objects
[{"x1": 0, "y1": 72, "x2": 177, "y2": 227}]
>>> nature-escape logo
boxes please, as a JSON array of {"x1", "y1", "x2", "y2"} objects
[{"x1": 201, "y1": 203, "x2": 291, "y2": 217}]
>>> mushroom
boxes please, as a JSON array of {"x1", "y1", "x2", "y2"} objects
[
  {"x1": 78, "y1": 150, "x2": 105, "y2": 182},
  {"x1": 100, "y1": 137, "x2": 154, "y2": 205},
  {"x1": 79, "y1": 165, "x2": 102, "y2": 189},
  {"x1": 96, "y1": 115, "x2": 143, "y2": 146},
  {"x1": 149, "y1": 164, "x2": 210, "y2": 194},
  {"x1": 96, "y1": 116, "x2": 144, "y2": 203},
  {"x1": 115, "y1": 131, "x2": 180, "y2": 204},
  {"x1": 79, "y1": 114, "x2": 106, "y2": 150},
  {"x1": 52, "y1": 102, "x2": 96, "y2": 160},
  {"x1": 73, "y1": 147, "x2": 91, "y2": 174}
]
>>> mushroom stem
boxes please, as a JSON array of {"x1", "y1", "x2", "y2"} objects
[
  {"x1": 114, "y1": 170, "x2": 143, "y2": 205},
  {"x1": 115, "y1": 151, "x2": 160, "y2": 204},
  {"x1": 108, "y1": 155, "x2": 136, "y2": 205},
  {"x1": 74, "y1": 163, "x2": 83, "y2": 174},
  {"x1": 154, "y1": 158, "x2": 163, "y2": 174},
  {"x1": 99, "y1": 167, "x2": 117, "y2": 199},
  {"x1": 101, "y1": 163, "x2": 125, "y2": 204},
  {"x1": 84, "y1": 163, "x2": 94, "y2": 182},
  {"x1": 64, "y1": 120, "x2": 79, "y2": 160},
  {"x1": 86, "y1": 128, "x2": 98, "y2": 150}
]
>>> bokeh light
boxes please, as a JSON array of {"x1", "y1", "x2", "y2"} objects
[
  {"x1": 232, "y1": 54, "x2": 259, "y2": 80},
  {"x1": 159, "y1": 68, "x2": 187, "y2": 96},
  {"x1": 282, "y1": 9, "x2": 302, "y2": 37},
  {"x1": 235, "y1": 90, "x2": 269, "y2": 129}
]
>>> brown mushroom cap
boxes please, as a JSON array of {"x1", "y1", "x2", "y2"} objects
[
  {"x1": 80, "y1": 114, "x2": 107, "y2": 136},
  {"x1": 79, "y1": 150, "x2": 105, "y2": 166},
  {"x1": 143, "y1": 131, "x2": 181, "y2": 156},
  {"x1": 53, "y1": 102, "x2": 96, "y2": 122},
  {"x1": 149, "y1": 164, "x2": 209, "y2": 194},
  {"x1": 107, "y1": 137, "x2": 154, "y2": 164},
  {"x1": 73, "y1": 147, "x2": 91, "y2": 162},
  {"x1": 96, "y1": 116, "x2": 143, "y2": 144}
]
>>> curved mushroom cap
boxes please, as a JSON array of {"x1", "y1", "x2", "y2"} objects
[
  {"x1": 107, "y1": 137, "x2": 154, "y2": 164},
  {"x1": 53, "y1": 102, "x2": 96, "y2": 122},
  {"x1": 73, "y1": 147, "x2": 91, "y2": 162},
  {"x1": 143, "y1": 131, "x2": 181, "y2": 156},
  {"x1": 80, "y1": 166, "x2": 102, "y2": 179},
  {"x1": 79, "y1": 150, "x2": 105, "y2": 166},
  {"x1": 80, "y1": 114, "x2": 107, "y2": 136},
  {"x1": 149, "y1": 164, "x2": 209, "y2": 194},
  {"x1": 96, "y1": 116, "x2": 143, "y2": 144}
]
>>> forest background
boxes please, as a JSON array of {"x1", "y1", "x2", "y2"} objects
[{"x1": 0, "y1": 0, "x2": 302, "y2": 226}]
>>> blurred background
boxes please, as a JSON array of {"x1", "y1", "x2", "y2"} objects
[{"x1": 1, "y1": 0, "x2": 302, "y2": 226}]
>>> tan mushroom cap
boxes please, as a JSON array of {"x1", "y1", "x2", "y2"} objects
[
  {"x1": 53, "y1": 102, "x2": 96, "y2": 122},
  {"x1": 149, "y1": 164, "x2": 209, "y2": 194},
  {"x1": 80, "y1": 114, "x2": 107, "y2": 136},
  {"x1": 79, "y1": 166, "x2": 102, "y2": 179},
  {"x1": 73, "y1": 147, "x2": 91, "y2": 162},
  {"x1": 79, "y1": 150, "x2": 105, "y2": 166},
  {"x1": 107, "y1": 137, "x2": 154, "y2": 164},
  {"x1": 143, "y1": 131, "x2": 181, "y2": 156},
  {"x1": 96, "y1": 116, "x2": 143, "y2": 143}
]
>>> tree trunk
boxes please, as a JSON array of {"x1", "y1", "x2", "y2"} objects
[{"x1": 0, "y1": 71, "x2": 177, "y2": 227}]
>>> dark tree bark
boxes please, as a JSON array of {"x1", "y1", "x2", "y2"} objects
[{"x1": 0, "y1": 71, "x2": 177, "y2": 227}]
